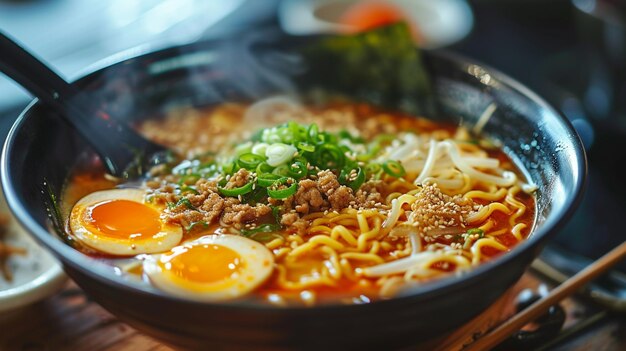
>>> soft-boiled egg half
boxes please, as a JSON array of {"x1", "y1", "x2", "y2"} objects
[
  {"x1": 143, "y1": 234, "x2": 274, "y2": 302},
  {"x1": 69, "y1": 188, "x2": 183, "y2": 256}
]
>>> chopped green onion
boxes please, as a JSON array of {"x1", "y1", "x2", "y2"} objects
[
  {"x1": 307, "y1": 124, "x2": 320, "y2": 143},
  {"x1": 272, "y1": 164, "x2": 291, "y2": 177},
  {"x1": 267, "y1": 179, "x2": 297, "y2": 199},
  {"x1": 340, "y1": 167, "x2": 365, "y2": 191},
  {"x1": 463, "y1": 237, "x2": 473, "y2": 250},
  {"x1": 257, "y1": 174, "x2": 283, "y2": 187},
  {"x1": 382, "y1": 160, "x2": 406, "y2": 177},
  {"x1": 256, "y1": 162, "x2": 274, "y2": 175},
  {"x1": 266, "y1": 143, "x2": 297, "y2": 167},
  {"x1": 186, "y1": 221, "x2": 209, "y2": 232},
  {"x1": 238, "y1": 153, "x2": 266, "y2": 169},
  {"x1": 243, "y1": 187, "x2": 268, "y2": 204},
  {"x1": 463, "y1": 229, "x2": 485, "y2": 249},
  {"x1": 221, "y1": 161, "x2": 237, "y2": 175},
  {"x1": 252, "y1": 143, "x2": 269, "y2": 156},
  {"x1": 180, "y1": 185, "x2": 199, "y2": 195},
  {"x1": 339, "y1": 130, "x2": 365, "y2": 144},
  {"x1": 271, "y1": 205, "x2": 282, "y2": 223},
  {"x1": 365, "y1": 162, "x2": 382, "y2": 175},
  {"x1": 218, "y1": 182, "x2": 254, "y2": 197},
  {"x1": 287, "y1": 158, "x2": 308, "y2": 179},
  {"x1": 241, "y1": 223, "x2": 283, "y2": 238},
  {"x1": 467, "y1": 228, "x2": 485, "y2": 238},
  {"x1": 297, "y1": 141, "x2": 315, "y2": 153},
  {"x1": 287, "y1": 121, "x2": 302, "y2": 143},
  {"x1": 234, "y1": 141, "x2": 253, "y2": 156},
  {"x1": 249, "y1": 231, "x2": 284, "y2": 243},
  {"x1": 176, "y1": 198, "x2": 197, "y2": 210},
  {"x1": 313, "y1": 144, "x2": 346, "y2": 170}
]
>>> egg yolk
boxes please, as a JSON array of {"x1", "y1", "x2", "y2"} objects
[
  {"x1": 88, "y1": 199, "x2": 162, "y2": 239},
  {"x1": 160, "y1": 244, "x2": 242, "y2": 283}
]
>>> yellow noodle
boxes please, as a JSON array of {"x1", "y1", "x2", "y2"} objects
[
  {"x1": 288, "y1": 236, "x2": 345, "y2": 257},
  {"x1": 330, "y1": 226, "x2": 358, "y2": 246},
  {"x1": 321, "y1": 252, "x2": 342, "y2": 280},
  {"x1": 389, "y1": 178, "x2": 419, "y2": 194},
  {"x1": 340, "y1": 252, "x2": 386, "y2": 264},
  {"x1": 404, "y1": 254, "x2": 471, "y2": 280},
  {"x1": 511, "y1": 223, "x2": 527, "y2": 241},
  {"x1": 324, "y1": 260, "x2": 342, "y2": 280},
  {"x1": 302, "y1": 212, "x2": 326, "y2": 221},
  {"x1": 329, "y1": 213, "x2": 358, "y2": 222},
  {"x1": 311, "y1": 217, "x2": 331, "y2": 227},
  {"x1": 356, "y1": 216, "x2": 383, "y2": 250},
  {"x1": 465, "y1": 188, "x2": 508, "y2": 201},
  {"x1": 287, "y1": 234, "x2": 304, "y2": 244},
  {"x1": 308, "y1": 225, "x2": 333, "y2": 235},
  {"x1": 369, "y1": 240, "x2": 381, "y2": 254},
  {"x1": 340, "y1": 258, "x2": 358, "y2": 281},
  {"x1": 383, "y1": 194, "x2": 418, "y2": 229},
  {"x1": 506, "y1": 186, "x2": 527, "y2": 227},
  {"x1": 275, "y1": 265, "x2": 336, "y2": 290},
  {"x1": 273, "y1": 247, "x2": 291, "y2": 261},
  {"x1": 380, "y1": 241, "x2": 394, "y2": 251},
  {"x1": 258, "y1": 130, "x2": 534, "y2": 304},
  {"x1": 471, "y1": 238, "x2": 509, "y2": 264},
  {"x1": 266, "y1": 238, "x2": 285, "y2": 250},
  {"x1": 479, "y1": 219, "x2": 495, "y2": 232},
  {"x1": 467, "y1": 202, "x2": 511, "y2": 224},
  {"x1": 379, "y1": 276, "x2": 405, "y2": 298},
  {"x1": 485, "y1": 228, "x2": 508, "y2": 237}
]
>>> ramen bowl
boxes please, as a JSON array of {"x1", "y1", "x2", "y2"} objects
[{"x1": 0, "y1": 33, "x2": 586, "y2": 350}]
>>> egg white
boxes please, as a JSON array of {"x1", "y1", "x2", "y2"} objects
[
  {"x1": 143, "y1": 234, "x2": 274, "y2": 302},
  {"x1": 69, "y1": 188, "x2": 183, "y2": 256}
]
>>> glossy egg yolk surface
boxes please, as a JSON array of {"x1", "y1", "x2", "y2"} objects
[
  {"x1": 69, "y1": 188, "x2": 183, "y2": 256},
  {"x1": 160, "y1": 244, "x2": 242, "y2": 285},
  {"x1": 89, "y1": 199, "x2": 162, "y2": 240},
  {"x1": 143, "y1": 234, "x2": 274, "y2": 301}
]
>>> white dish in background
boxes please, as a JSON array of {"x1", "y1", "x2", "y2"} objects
[
  {"x1": 0, "y1": 189, "x2": 67, "y2": 313},
  {"x1": 278, "y1": 0, "x2": 474, "y2": 49}
]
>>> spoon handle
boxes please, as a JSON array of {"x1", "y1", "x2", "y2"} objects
[
  {"x1": 0, "y1": 32, "x2": 78, "y2": 107},
  {"x1": 0, "y1": 32, "x2": 166, "y2": 177}
]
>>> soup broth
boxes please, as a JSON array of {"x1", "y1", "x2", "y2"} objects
[{"x1": 62, "y1": 97, "x2": 536, "y2": 306}]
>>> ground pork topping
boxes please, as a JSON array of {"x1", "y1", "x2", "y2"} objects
[
  {"x1": 355, "y1": 180, "x2": 385, "y2": 207},
  {"x1": 224, "y1": 169, "x2": 250, "y2": 189},
  {"x1": 149, "y1": 167, "x2": 386, "y2": 234},
  {"x1": 221, "y1": 200, "x2": 272, "y2": 228},
  {"x1": 293, "y1": 179, "x2": 327, "y2": 214},
  {"x1": 142, "y1": 120, "x2": 417, "y2": 234}
]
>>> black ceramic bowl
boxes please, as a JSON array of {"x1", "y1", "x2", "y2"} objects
[{"x1": 1, "y1": 34, "x2": 586, "y2": 351}]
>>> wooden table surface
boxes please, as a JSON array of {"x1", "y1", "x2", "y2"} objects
[{"x1": 0, "y1": 268, "x2": 624, "y2": 351}]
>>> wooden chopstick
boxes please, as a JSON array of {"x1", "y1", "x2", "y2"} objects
[{"x1": 463, "y1": 240, "x2": 626, "y2": 351}]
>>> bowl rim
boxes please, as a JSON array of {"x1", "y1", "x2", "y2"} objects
[{"x1": 0, "y1": 38, "x2": 588, "y2": 312}]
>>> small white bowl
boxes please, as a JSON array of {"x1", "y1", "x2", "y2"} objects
[
  {"x1": 278, "y1": 0, "x2": 474, "y2": 49},
  {"x1": 0, "y1": 189, "x2": 67, "y2": 313}
]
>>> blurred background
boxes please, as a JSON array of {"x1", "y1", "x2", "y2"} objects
[{"x1": 0, "y1": 0, "x2": 624, "y2": 290}]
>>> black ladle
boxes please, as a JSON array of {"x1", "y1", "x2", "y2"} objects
[{"x1": 0, "y1": 31, "x2": 170, "y2": 178}]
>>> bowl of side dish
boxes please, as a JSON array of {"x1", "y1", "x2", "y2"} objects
[
  {"x1": 0, "y1": 187, "x2": 66, "y2": 314},
  {"x1": 0, "y1": 30, "x2": 586, "y2": 350}
]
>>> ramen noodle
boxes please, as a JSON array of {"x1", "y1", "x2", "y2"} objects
[{"x1": 63, "y1": 97, "x2": 536, "y2": 306}]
